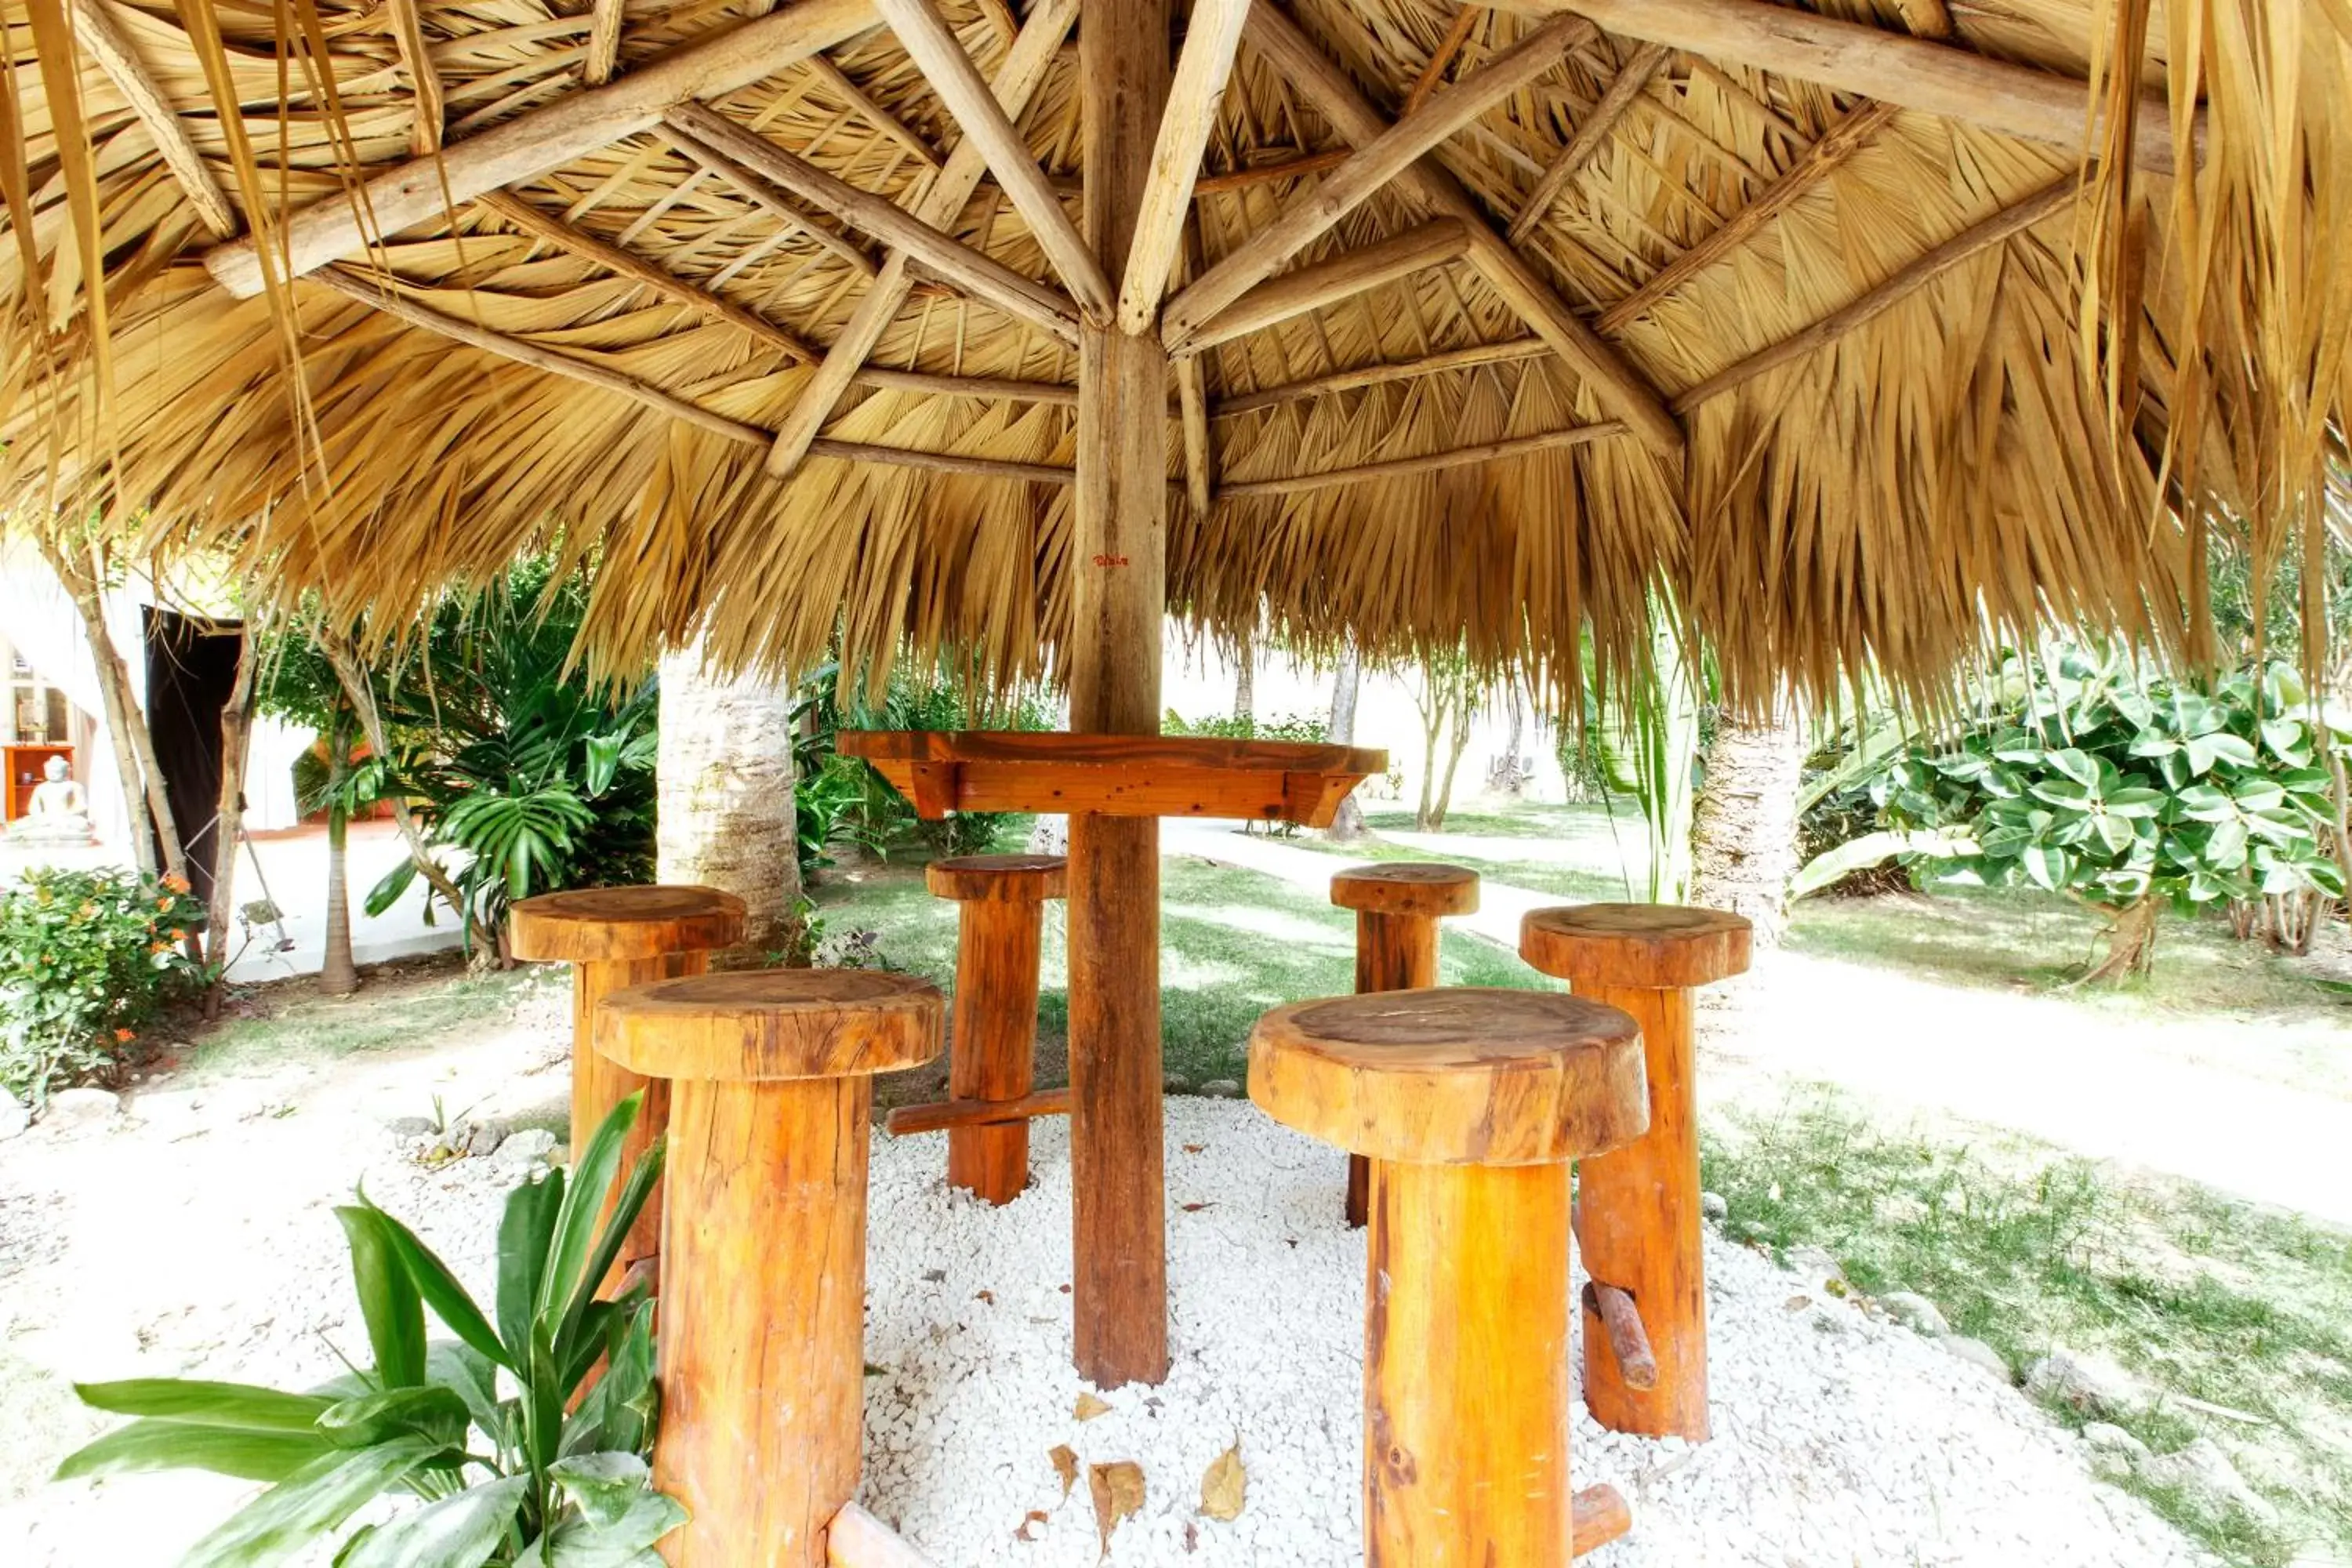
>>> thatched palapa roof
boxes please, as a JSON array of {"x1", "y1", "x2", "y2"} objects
[{"x1": 0, "y1": 0, "x2": 2344, "y2": 702}]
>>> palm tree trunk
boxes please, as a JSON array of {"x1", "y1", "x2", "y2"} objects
[
  {"x1": 1233, "y1": 630, "x2": 1254, "y2": 724},
  {"x1": 204, "y1": 627, "x2": 258, "y2": 1015},
  {"x1": 1690, "y1": 703, "x2": 1809, "y2": 946},
  {"x1": 657, "y1": 635, "x2": 800, "y2": 964},
  {"x1": 1324, "y1": 642, "x2": 1366, "y2": 841},
  {"x1": 319, "y1": 710, "x2": 358, "y2": 996}
]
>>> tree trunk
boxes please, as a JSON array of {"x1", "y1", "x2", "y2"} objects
[
  {"x1": 1233, "y1": 630, "x2": 1254, "y2": 725},
  {"x1": 2076, "y1": 895, "x2": 2161, "y2": 984},
  {"x1": 203, "y1": 627, "x2": 259, "y2": 1016},
  {"x1": 657, "y1": 635, "x2": 801, "y2": 964},
  {"x1": 319, "y1": 709, "x2": 359, "y2": 996},
  {"x1": 1324, "y1": 642, "x2": 1366, "y2": 842},
  {"x1": 1428, "y1": 695, "x2": 1474, "y2": 830},
  {"x1": 1690, "y1": 703, "x2": 1808, "y2": 946}
]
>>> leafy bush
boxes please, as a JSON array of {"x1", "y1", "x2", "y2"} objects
[
  {"x1": 1164, "y1": 710, "x2": 1329, "y2": 743},
  {"x1": 1798, "y1": 649, "x2": 2345, "y2": 980},
  {"x1": 0, "y1": 867, "x2": 202, "y2": 1103},
  {"x1": 56, "y1": 1094, "x2": 683, "y2": 1565}
]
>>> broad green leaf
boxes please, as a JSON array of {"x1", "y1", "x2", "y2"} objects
[
  {"x1": 2103, "y1": 786, "x2": 2166, "y2": 818},
  {"x1": 338, "y1": 1207, "x2": 426, "y2": 1390},
  {"x1": 498, "y1": 1171, "x2": 565, "y2": 1361},
  {"x1": 556, "y1": 1138, "x2": 666, "y2": 1356},
  {"x1": 179, "y1": 1437, "x2": 443, "y2": 1568},
  {"x1": 538, "y1": 1094, "x2": 641, "y2": 1329},
  {"x1": 2174, "y1": 784, "x2": 2237, "y2": 822},
  {"x1": 2091, "y1": 815, "x2": 2137, "y2": 855},
  {"x1": 426, "y1": 1341, "x2": 505, "y2": 1441},
  {"x1": 538, "y1": 1490, "x2": 689, "y2": 1567},
  {"x1": 2185, "y1": 731, "x2": 2259, "y2": 775},
  {"x1": 369, "y1": 1207, "x2": 511, "y2": 1370},
  {"x1": 319, "y1": 1386, "x2": 469, "y2": 1450},
  {"x1": 55, "y1": 1420, "x2": 326, "y2": 1484},
  {"x1": 72, "y1": 1379, "x2": 333, "y2": 1432},
  {"x1": 2231, "y1": 779, "x2": 2288, "y2": 814},
  {"x1": 2027, "y1": 778, "x2": 2092, "y2": 808},
  {"x1": 550, "y1": 1453, "x2": 651, "y2": 1530},
  {"x1": 338, "y1": 1475, "x2": 528, "y2": 1568},
  {"x1": 2046, "y1": 747, "x2": 2098, "y2": 787},
  {"x1": 2205, "y1": 818, "x2": 2249, "y2": 869},
  {"x1": 364, "y1": 858, "x2": 420, "y2": 920},
  {"x1": 2022, "y1": 844, "x2": 2070, "y2": 892}
]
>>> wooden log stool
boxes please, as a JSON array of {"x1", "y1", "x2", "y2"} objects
[
  {"x1": 507, "y1": 885, "x2": 745, "y2": 1288},
  {"x1": 595, "y1": 969, "x2": 943, "y2": 1568},
  {"x1": 1519, "y1": 903, "x2": 1751, "y2": 1441},
  {"x1": 881, "y1": 853, "x2": 1067, "y2": 1204},
  {"x1": 1327, "y1": 862, "x2": 1479, "y2": 1228},
  {"x1": 1250, "y1": 988, "x2": 1650, "y2": 1564}
]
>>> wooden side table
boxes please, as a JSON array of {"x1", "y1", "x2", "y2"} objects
[
  {"x1": 1520, "y1": 903, "x2": 1751, "y2": 1440},
  {"x1": 596, "y1": 968, "x2": 942, "y2": 1568},
  {"x1": 1250, "y1": 987, "x2": 1650, "y2": 1565},
  {"x1": 1327, "y1": 862, "x2": 1479, "y2": 1226}
]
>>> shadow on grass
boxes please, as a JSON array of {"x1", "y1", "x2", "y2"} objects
[{"x1": 183, "y1": 959, "x2": 548, "y2": 1082}]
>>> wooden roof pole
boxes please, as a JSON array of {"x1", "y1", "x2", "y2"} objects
[
  {"x1": 1066, "y1": 0, "x2": 1174, "y2": 1390},
  {"x1": 1493, "y1": 0, "x2": 2186, "y2": 173},
  {"x1": 1246, "y1": 2, "x2": 1684, "y2": 456},
  {"x1": 802, "y1": 55, "x2": 942, "y2": 169},
  {"x1": 762, "y1": 0, "x2": 1080, "y2": 479},
  {"x1": 1507, "y1": 39, "x2": 1666, "y2": 244},
  {"x1": 1115, "y1": 0, "x2": 1254, "y2": 334},
  {"x1": 650, "y1": 124, "x2": 879, "y2": 278},
  {"x1": 202, "y1": 0, "x2": 879, "y2": 296},
  {"x1": 1180, "y1": 217, "x2": 1471, "y2": 352},
  {"x1": 70, "y1": 0, "x2": 236, "y2": 237},
  {"x1": 870, "y1": 0, "x2": 1112, "y2": 318},
  {"x1": 1214, "y1": 334, "x2": 1550, "y2": 416},
  {"x1": 1223, "y1": 419, "x2": 1624, "y2": 497},
  {"x1": 1162, "y1": 13, "x2": 1586, "y2": 351}
]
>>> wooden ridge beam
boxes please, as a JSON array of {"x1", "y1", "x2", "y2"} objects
[
  {"x1": 806, "y1": 437, "x2": 1073, "y2": 484},
  {"x1": 313, "y1": 265, "x2": 770, "y2": 445},
  {"x1": 1494, "y1": 0, "x2": 2187, "y2": 173},
  {"x1": 764, "y1": 0, "x2": 1079, "y2": 478},
  {"x1": 1221, "y1": 419, "x2": 1624, "y2": 498},
  {"x1": 1247, "y1": 2, "x2": 1683, "y2": 456},
  {"x1": 1601, "y1": 98, "x2": 1898, "y2": 332},
  {"x1": 804, "y1": 54, "x2": 942, "y2": 169},
  {"x1": 203, "y1": 0, "x2": 878, "y2": 297},
  {"x1": 871, "y1": 0, "x2": 1112, "y2": 318},
  {"x1": 1164, "y1": 13, "x2": 1585, "y2": 350},
  {"x1": 1214, "y1": 334, "x2": 1550, "y2": 416},
  {"x1": 652, "y1": 121, "x2": 878, "y2": 278},
  {"x1": 1179, "y1": 217, "x2": 1470, "y2": 354},
  {"x1": 1192, "y1": 147, "x2": 1348, "y2": 196},
  {"x1": 71, "y1": 0, "x2": 236, "y2": 237},
  {"x1": 383, "y1": 0, "x2": 448, "y2": 154},
  {"x1": 1672, "y1": 172, "x2": 2078, "y2": 409},
  {"x1": 666, "y1": 103, "x2": 1076, "y2": 340},
  {"x1": 1507, "y1": 39, "x2": 1664, "y2": 245},
  {"x1": 1116, "y1": 0, "x2": 1254, "y2": 334}
]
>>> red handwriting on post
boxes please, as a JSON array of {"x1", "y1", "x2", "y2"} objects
[{"x1": 1092, "y1": 554, "x2": 1130, "y2": 568}]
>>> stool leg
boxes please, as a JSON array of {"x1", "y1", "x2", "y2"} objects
[
  {"x1": 1574, "y1": 982, "x2": 1707, "y2": 1439},
  {"x1": 1345, "y1": 912, "x2": 1439, "y2": 1228},
  {"x1": 656, "y1": 1074, "x2": 870, "y2": 1568},
  {"x1": 1367, "y1": 1157, "x2": 1573, "y2": 1566},
  {"x1": 949, "y1": 899, "x2": 1044, "y2": 1204},
  {"x1": 575, "y1": 953, "x2": 699, "y2": 1288}
]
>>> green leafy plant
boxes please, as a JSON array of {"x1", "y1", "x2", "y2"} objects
[
  {"x1": 0, "y1": 866, "x2": 202, "y2": 1103},
  {"x1": 55, "y1": 1093, "x2": 681, "y2": 1566},
  {"x1": 1798, "y1": 649, "x2": 2345, "y2": 981}
]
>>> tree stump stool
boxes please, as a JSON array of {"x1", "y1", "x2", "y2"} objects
[
  {"x1": 594, "y1": 969, "x2": 942, "y2": 1568},
  {"x1": 1519, "y1": 903, "x2": 1751, "y2": 1441},
  {"x1": 507, "y1": 885, "x2": 744, "y2": 1289},
  {"x1": 1250, "y1": 987, "x2": 1650, "y2": 1565},
  {"x1": 1327, "y1": 862, "x2": 1479, "y2": 1228},
  {"x1": 883, "y1": 854, "x2": 1067, "y2": 1203}
]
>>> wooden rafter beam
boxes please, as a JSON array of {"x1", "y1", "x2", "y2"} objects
[
  {"x1": 1247, "y1": 2, "x2": 1683, "y2": 456},
  {"x1": 583, "y1": 0, "x2": 624, "y2": 86},
  {"x1": 203, "y1": 0, "x2": 878, "y2": 297},
  {"x1": 1164, "y1": 13, "x2": 1584, "y2": 352},
  {"x1": 870, "y1": 0, "x2": 1112, "y2": 318},
  {"x1": 1116, "y1": 0, "x2": 1254, "y2": 334},
  {"x1": 1175, "y1": 354, "x2": 1214, "y2": 520},
  {"x1": 1181, "y1": 217, "x2": 1469, "y2": 352},
  {"x1": 854, "y1": 367, "x2": 1076, "y2": 404},
  {"x1": 1404, "y1": 5, "x2": 1485, "y2": 114},
  {"x1": 474, "y1": 191, "x2": 816, "y2": 360},
  {"x1": 653, "y1": 121, "x2": 877, "y2": 278},
  {"x1": 804, "y1": 54, "x2": 941, "y2": 169},
  {"x1": 1192, "y1": 148, "x2": 1348, "y2": 197},
  {"x1": 764, "y1": 0, "x2": 1079, "y2": 479},
  {"x1": 1671, "y1": 173, "x2": 2078, "y2": 409},
  {"x1": 1221, "y1": 420, "x2": 1624, "y2": 498},
  {"x1": 71, "y1": 0, "x2": 236, "y2": 237},
  {"x1": 384, "y1": 0, "x2": 447, "y2": 154},
  {"x1": 806, "y1": 437, "x2": 1073, "y2": 483},
  {"x1": 1214, "y1": 334, "x2": 1549, "y2": 416},
  {"x1": 1506, "y1": 39, "x2": 1664, "y2": 244},
  {"x1": 1601, "y1": 98, "x2": 1896, "y2": 333},
  {"x1": 1492, "y1": 0, "x2": 2187, "y2": 172},
  {"x1": 666, "y1": 103, "x2": 1076, "y2": 342}
]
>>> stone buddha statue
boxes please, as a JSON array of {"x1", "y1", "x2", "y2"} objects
[{"x1": 12, "y1": 756, "x2": 93, "y2": 845}]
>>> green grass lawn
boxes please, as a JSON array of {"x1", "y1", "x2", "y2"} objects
[{"x1": 179, "y1": 957, "x2": 548, "y2": 1082}]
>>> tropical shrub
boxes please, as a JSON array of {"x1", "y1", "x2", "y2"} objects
[
  {"x1": 1798, "y1": 649, "x2": 2346, "y2": 981},
  {"x1": 0, "y1": 867, "x2": 202, "y2": 1103},
  {"x1": 55, "y1": 1094, "x2": 683, "y2": 1566},
  {"x1": 1163, "y1": 710, "x2": 1330, "y2": 743}
]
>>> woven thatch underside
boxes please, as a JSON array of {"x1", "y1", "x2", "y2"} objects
[{"x1": 0, "y1": 0, "x2": 2344, "y2": 708}]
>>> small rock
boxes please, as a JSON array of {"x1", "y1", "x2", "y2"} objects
[
  {"x1": 1940, "y1": 1336, "x2": 2011, "y2": 1381},
  {"x1": 41, "y1": 1087, "x2": 122, "y2": 1130},
  {"x1": 1199, "y1": 1080, "x2": 1243, "y2": 1099},
  {"x1": 1785, "y1": 1244, "x2": 1848, "y2": 1295},
  {"x1": 1880, "y1": 1291, "x2": 1951, "y2": 1337},
  {"x1": 0, "y1": 1094, "x2": 27, "y2": 1141},
  {"x1": 2025, "y1": 1348, "x2": 2146, "y2": 1416},
  {"x1": 1700, "y1": 1191, "x2": 1728, "y2": 1221},
  {"x1": 385, "y1": 1115, "x2": 437, "y2": 1138},
  {"x1": 2083, "y1": 1422, "x2": 2151, "y2": 1463},
  {"x1": 1163, "y1": 1075, "x2": 1192, "y2": 1094},
  {"x1": 494, "y1": 1128, "x2": 558, "y2": 1167},
  {"x1": 465, "y1": 1118, "x2": 513, "y2": 1158},
  {"x1": 2138, "y1": 1437, "x2": 2277, "y2": 1523}
]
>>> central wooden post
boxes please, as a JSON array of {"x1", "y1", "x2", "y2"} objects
[{"x1": 1068, "y1": 0, "x2": 1174, "y2": 1389}]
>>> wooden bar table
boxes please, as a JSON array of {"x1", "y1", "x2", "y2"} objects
[
  {"x1": 1519, "y1": 903, "x2": 1751, "y2": 1440},
  {"x1": 1327, "y1": 862, "x2": 1479, "y2": 1226},
  {"x1": 594, "y1": 969, "x2": 942, "y2": 1568},
  {"x1": 1250, "y1": 988, "x2": 1650, "y2": 1564},
  {"x1": 508, "y1": 885, "x2": 744, "y2": 1287}
]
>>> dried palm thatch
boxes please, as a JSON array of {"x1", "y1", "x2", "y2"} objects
[{"x1": 0, "y1": 0, "x2": 2344, "y2": 710}]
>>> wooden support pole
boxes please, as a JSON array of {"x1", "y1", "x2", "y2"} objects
[
  {"x1": 1174, "y1": 217, "x2": 1469, "y2": 354},
  {"x1": 1508, "y1": 40, "x2": 1667, "y2": 244},
  {"x1": 71, "y1": 0, "x2": 237, "y2": 236},
  {"x1": 1066, "y1": 0, "x2": 1173, "y2": 1391}
]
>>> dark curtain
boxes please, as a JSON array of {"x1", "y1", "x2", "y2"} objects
[{"x1": 143, "y1": 608, "x2": 243, "y2": 905}]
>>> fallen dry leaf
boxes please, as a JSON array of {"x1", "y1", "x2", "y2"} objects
[
  {"x1": 1015, "y1": 1508, "x2": 1051, "y2": 1541},
  {"x1": 1089, "y1": 1460, "x2": 1146, "y2": 1558},
  {"x1": 975, "y1": 1289, "x2": 994, "y2": 1305},
  {"x1": 1181, "y1": 1143, "x2": 1205, "y2": 1153},
  {"x1": 1180, "y1": 1202, "x2": 1212, "y2": 1213},
  {"x1": 1198, "y1": 1441, "x2": 1246, "y2": 1521},
  {"x1": 1074, "y1": 1392, "x2": 1112, "y2": 1422},
  {"x1": 1049, "y1": 1444, "x2": 1078, "y2": 1497}
]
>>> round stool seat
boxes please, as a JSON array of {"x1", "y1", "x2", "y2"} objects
[
  {"x1": 1250, "y1": 987, "x2": 1648, "y2": 1166},
  {"x1": 597, "y1": 969, "x2": 942, "y2": 1082},
  {"x1": 1520, "y1": 903, "x2": 1751, "y2": 989},
  {"x1": 1328, "y1": 862, "x2": 1479, "y2": 919},
  {"x1": 510, "y1": 885, "x2": 746, "y2": 963},
  {"x1": 925, "y1": 854, "x2": 1069, "y2": 902}
]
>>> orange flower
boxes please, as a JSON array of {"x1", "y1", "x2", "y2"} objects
[
  {"x1": 113, "y1": 1028, "x2": 135, "y2": 1044},
  {"x1": 162, "y1": 874, "x2": 191, "y2": 895},
  {"x1": 156, "y1": 897, "x2": 173, "y2": 912},
  {"x1": 149, "y1": 941, "x2": 168, "y2": 954}
]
